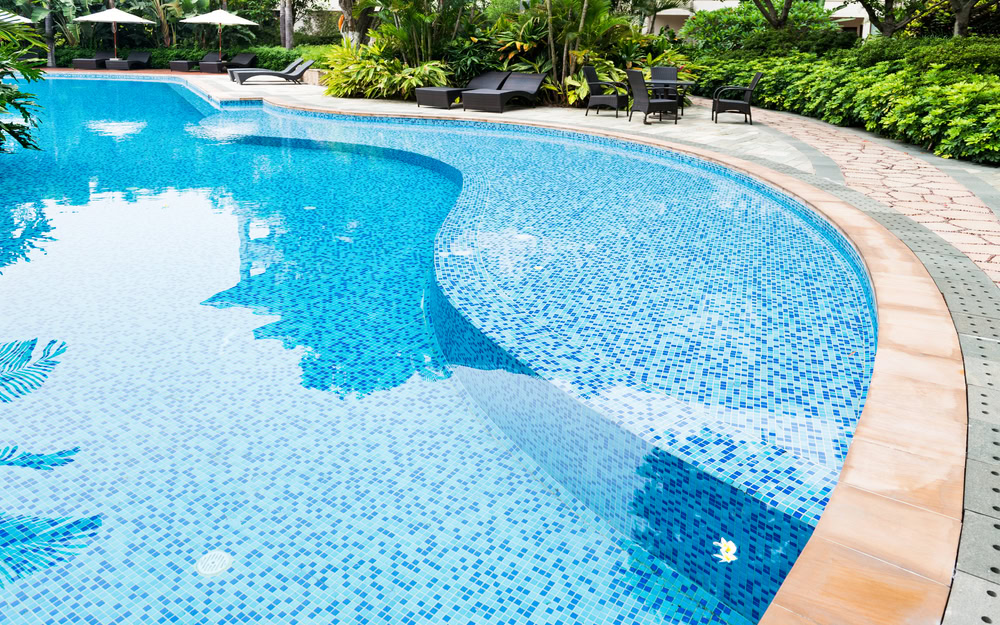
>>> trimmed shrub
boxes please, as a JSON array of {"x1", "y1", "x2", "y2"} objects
[
  {"x1": 692, "y1": 50, "x2": 1000, "y2": 163},
  {"x1": 54, "y1": 46, "x2": 301, "y2": 71}
]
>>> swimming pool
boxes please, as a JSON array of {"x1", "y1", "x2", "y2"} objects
[{"x1": 0, "y1": 77, "x2": 877, "y2": 624}]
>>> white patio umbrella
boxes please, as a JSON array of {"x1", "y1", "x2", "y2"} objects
[
  {"x1": 74, "y1": 8, "x2": 154, "y2": 60},
  {"x1": 0, "y1": 10, "x2": 34, "y2": 24},
  {"x1": 180, "y1": 10, "x2": 258, "y2": 62}
]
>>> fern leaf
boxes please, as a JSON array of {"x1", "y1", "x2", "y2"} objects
[
  {"x1": 0, "y1": 446, "x2": 80, "y2": 471},
  {"x1": 0, "y1": 340, "x2": 68, "y2": 403},
  {"x1": 0, "y1": 513, "x2": 102, "y2": 588}
]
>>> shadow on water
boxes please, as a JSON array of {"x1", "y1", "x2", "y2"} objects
[{"x1": 425, "y1": 277, "x2": 813, "y2": 622}]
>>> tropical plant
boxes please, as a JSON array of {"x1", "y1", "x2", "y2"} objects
[
  {"x1": 322, "y1": 40, "x2": 451, "y2": 98},
  {"x1": 0, "y1": 19, "x2": 44, "y2": 152},
  {"x1": 0, "y1": 340, "x2": 68, "y2": 403}
]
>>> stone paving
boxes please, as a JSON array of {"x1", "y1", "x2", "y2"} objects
[{"x1": 714, "y1": 100, "x2": 1000, "y2": 283}]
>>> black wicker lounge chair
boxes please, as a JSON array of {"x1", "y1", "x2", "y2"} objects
[
  {"x1": 650, "y1": 66, "x2": 684, "y2": 116},
  {"x1": 461, "y1": 72, "x2": 546, "y2": 114},
  {"x1": 235, "y1": 60, "x2": 314, "y2": 85},
  {"x1": 201, "y1": 52, "x2": 257, "y2": 74},
  {"x1": 105, "y1": 51, "x2": 151, "y2": 71},
  {"x1": 415, "y1": 71, "x2": 510, "y2": 109},
  {"x1": 72, "y1": 51, "x2": 113, "y2": 70},
  {"x1": 169, "y1": 53, "x2": 218, "y2": 72},
  {"x1": 229, "y1": 59, "x2": 301, "y2": 82},
  {"x1": 582, "y1": 65, "x2": 628, "y2": 118},
  {"x1": 626, "y1": 69, "x2": 678, "y2": 125},
  {"x1": 712, "y1": 72, "x2": 763, "y2": 125}
]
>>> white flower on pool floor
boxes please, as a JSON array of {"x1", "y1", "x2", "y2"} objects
[{"x1": 713, "y1": 537, "x2": 738, "y2": 563}]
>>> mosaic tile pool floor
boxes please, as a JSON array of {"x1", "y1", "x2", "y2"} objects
[{"x1": 0, "y1": 78, "x2": 876, "y2": 623}]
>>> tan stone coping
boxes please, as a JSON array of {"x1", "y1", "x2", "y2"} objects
[{"x1": 47, "y1": 70, "x2": 967, "y2": 624}]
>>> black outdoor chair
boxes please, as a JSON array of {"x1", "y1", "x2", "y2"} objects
[
  {"x1": 202, "y1": 52, "x2": 257, "y2": 74},
  {"x1": 170, "y1": 53, "x2": 218, "y2": 72},
  {"x1": 416, "y1": 71, "x2": 511, "y2": 109},
  {"x1": 582, "y1": 65, "x2": 628, "y2": 118},
  {"x1": 650, "y1": 66, "x2": 684, "y2": 116},
  {"x1": 712, "y1": 72, "x2": 763, "y2": 124},
  {"x1": 230, "y1": 58, "x2": 300, "y2": 82},
  {"x1": 235, "y1": 59, "x2": 315, "y2": 85},
  {"x1": 461, "y1": 72, "x2": 546, "y2": 114},
  {"x1": 105, "y1": 51, "x2": 152, "y2": 71},
  {"x1": 72, "y1": 51, "x2": 113, "y2": 70},
  {"x1": 626, "y1": 69, "x2": 678, "y2": 125}
]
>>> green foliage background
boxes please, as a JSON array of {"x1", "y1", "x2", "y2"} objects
[{"x1": 690, "y1": 37, "x2": 1000, "y2": 163}]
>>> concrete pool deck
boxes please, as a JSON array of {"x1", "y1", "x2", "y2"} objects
[{"x1": 44, "y1": 69, "x2": 1000, "y2": 624}]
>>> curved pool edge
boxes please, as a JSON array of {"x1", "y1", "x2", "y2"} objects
[
  {"x1": 260, "y1": 102, "x2": 968, "y2": 625},
  {"x1": 236, "y1": 100, "x2": 969, "y2": 625},
  {"x1": 41, "y1": 70, "x2": 967, "y2": 625}
]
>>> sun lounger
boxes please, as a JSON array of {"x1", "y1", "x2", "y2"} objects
[
  {"x1": 229, "y1": 58, "x2": 301, "y2": 82},
  {"x1": 105, "y1": 51, "x2": 152, "y2": 71},
  {"x1": 461, "y1": 72, "x2": 546, "y2": 113},
  {"x1": 72, "y1": 51, "x2": 113, "y2": 70},
  {"x1": 415, "y1": 71, "x2": 510, "y2": 109},
  {"x1": 235, "y1": 60, "x2": 314, "y2": 85},
  {"x1": 170, "y1": 53, "x2": 218, "y2": 72},
  {"x1": 201, "y1": 52, "x2": 257, "y2": 74}
]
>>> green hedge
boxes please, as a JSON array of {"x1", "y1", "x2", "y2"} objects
[
  {"x1": 692, "y1": 45, "x2": 1000, "y2": 164},
  {"x1": 55, "y1": 46, "x2": 303, "y2": 71}
]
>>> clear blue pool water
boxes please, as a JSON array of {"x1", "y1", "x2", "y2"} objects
[{"x1": 0, "y1": 78, "x2": 876, "y2": 624}]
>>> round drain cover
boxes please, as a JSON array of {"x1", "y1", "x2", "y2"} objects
[{"x1": 195, "y1": 550, "x2": 234, "y2": 577}]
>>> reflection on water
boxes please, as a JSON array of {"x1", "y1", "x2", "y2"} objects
[
  {"x1": 201, "y1": 137, "x2": 462, "y2": 397},
  {"x1": 0, "y1": 205, "x2": 52, "y2": 275}
]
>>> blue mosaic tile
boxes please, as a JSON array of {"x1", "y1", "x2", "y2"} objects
[{"x1": 0, "y1": 76, "x2": 878, "y2": 623}]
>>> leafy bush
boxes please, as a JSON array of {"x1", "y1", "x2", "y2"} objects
[
  {"x1": 692, "y1": 50, "x2": 1000, "y2": 163},
  {"x1": 54, "y1": 46, "x2": 302, "y2": 70},
  {"x1": 679, "y1": 2, "x2": 840, "y2": 52},
  {"x1": 322, "y1": 42, "x2": 451, "y2": 99}
]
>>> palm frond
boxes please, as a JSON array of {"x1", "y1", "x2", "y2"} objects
[
  {"x1": 0, "y1": 446, "x2": 79, "y2": 471},
  {"x1": 0, "y1": 513, "x2": 102, "y2": 588},
  {"x1": 0, "y1": 340, "x2": 68, "y2": 403}
]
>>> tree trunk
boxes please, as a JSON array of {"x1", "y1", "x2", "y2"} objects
[
  {"x1": 951, "y1": 0, "x2": 974, "y2": 35},
  {"x1": 544, "y1": 0, "x2": 557, "y2": 83},
  {"x1": 279, "y1": 1, "x2": 287, "y2": 47},
  {"x1": 284, "y1": 0, "x2": 294, "y2": 49},
  {"x1": 44, "y1": 13, "x2": 55, "y2": 68},
  {"x1": 570, "y1": 0, "x2": 589, "y2": 75},
  {"x1": 339, "y1": 0, "x2": 375, "y2": 46}
]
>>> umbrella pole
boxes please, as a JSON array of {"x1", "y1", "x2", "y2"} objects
[
  {"x1": 113, "y1": 21, "x2": 118, "y2": 59},
  {"x1": 218, "y1": 24, "x2": 222, "y2": 61}
]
